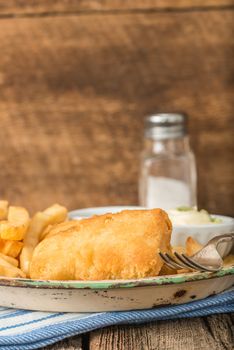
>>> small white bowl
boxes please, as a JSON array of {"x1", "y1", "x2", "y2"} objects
[{"x1": 171, "y1": 215, "x2": 234, "y2": 246}]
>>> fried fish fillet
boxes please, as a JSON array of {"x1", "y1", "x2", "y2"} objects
[{"x1": 30, "y1": 209, "x2": 172, "y2": 280}]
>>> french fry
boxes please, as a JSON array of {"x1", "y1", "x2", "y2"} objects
[
  {"x1": 0, "y1": 206, "x2": 30, "y2": 240},
  {"x1": 20, "y1": 204, "x2": 68, "y2": 276},
  {"x1": 0, "y1": 257, "x2": 25, "y2": 278},
  {"x1": 0, "y1": 253, "x2": 18, "y2": 267},
  {"x1": 172, "y1": 245, "x2": 186, "y2": 255},
  {"x1": 186, "y1": 236, "x2": 203, "y2": 256},
  {"x1": 0, "y1": 200, "x2": 8, "y2": 220},
  {"x1": 41, "y1": 220, "x2": 77, "y2": 241},
  {"x1": 39, "y1": 204, "x2": 68, "y2": 240},
  {"x1": 43, "y1": 204, "x2": 68, "y2": 224},
  {"x1": 175, "y1": 237, "x2": 203, "y2": 273},
  {"x1": 0, "y1": 238, "x2": 23, "y2": 258},
  {"x1": 20, "y1": 212, "x2": 50, "y2": 275}
]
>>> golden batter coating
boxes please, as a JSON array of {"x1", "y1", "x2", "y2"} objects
[{"x1": 30, "y1": 209, "x2": 172, "y2": 280}]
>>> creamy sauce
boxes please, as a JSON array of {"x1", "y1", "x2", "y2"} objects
[{"x1": 167, "y1": 207, "x2": 221, "y2": 225}]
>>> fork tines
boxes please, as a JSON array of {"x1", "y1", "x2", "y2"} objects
[{"x1": 159, "y1": 252, "x2": 219, "y2": 272}]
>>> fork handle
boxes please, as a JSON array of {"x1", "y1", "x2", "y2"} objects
[
  {"x1": 207, "y1": 233, "x2": 234, "y2": 257},
  {"x1": 207, "y1": 233, "x2": 234, "y2": 246}
]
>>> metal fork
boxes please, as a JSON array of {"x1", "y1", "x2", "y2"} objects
[{"x1": 159, "y1": 233, "x2": 234, "y2": 272}]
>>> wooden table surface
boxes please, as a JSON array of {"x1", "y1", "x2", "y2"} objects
[
  {"x1": 42, "y1": 313, "x2": 234, "y2": 350},
  {"x1": 0, "y1": 1, "x2": 233, "y2": 349}
]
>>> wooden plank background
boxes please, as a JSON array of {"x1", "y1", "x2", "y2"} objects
[
  {"x1": 0, "y1": 2, "x2": 233, "y2": 349},
  {"x1": 0, "y1": 1, "x2": 234, "y2": 16},
  {"x1": 0, "y1": 0, "x2": 233, "y2": 216}
]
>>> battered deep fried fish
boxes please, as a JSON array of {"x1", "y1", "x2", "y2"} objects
[{"x1": 30, "y1": 209, "x2": 172, "y2": 280}]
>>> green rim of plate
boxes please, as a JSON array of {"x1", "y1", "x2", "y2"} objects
[{"x1": 0, "y1": 266, "x2": 233, "y2": 289}]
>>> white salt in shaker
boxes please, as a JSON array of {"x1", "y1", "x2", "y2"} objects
[{"x1": 139, "y1": 113, "x2": 197, "y2": 210}]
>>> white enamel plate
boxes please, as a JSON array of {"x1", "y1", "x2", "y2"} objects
[{"x1": 0, "y1": 207, "x2": 233, "y2": 312}]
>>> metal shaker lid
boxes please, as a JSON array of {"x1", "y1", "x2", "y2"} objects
[{"x1": 145, "y1": 113, "x2": 188, "y2": 140}]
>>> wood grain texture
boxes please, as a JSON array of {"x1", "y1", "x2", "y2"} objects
[
  {"x1": 89, "y1": 314, "x2": 234, "y2": 350},
  {"x1": 0, "y1": 0, "x2": 234, "y2": 16},
  {"x1": 0, "y1": 9, "x2": 233, "y2": 214},
  {"x1": 42, "y1": 336, "x2": 82, "y2": 350},
  {"x1": 0, "y1": 4, "x2": 233, "y2": 350}
]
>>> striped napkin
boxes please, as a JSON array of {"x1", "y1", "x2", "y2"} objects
[{"x1": 0, "y1": 289, "x2": 233, "y2": 350}]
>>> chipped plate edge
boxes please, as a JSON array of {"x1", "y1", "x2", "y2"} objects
[{"x1": 0, "y1": 265, "x2": 233, "y2": 289}]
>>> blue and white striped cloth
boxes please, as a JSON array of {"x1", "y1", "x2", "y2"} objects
[{"x1": 0, "y1": 289, "x2": 233, "y2": 350}]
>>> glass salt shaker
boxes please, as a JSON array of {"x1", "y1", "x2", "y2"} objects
[{"x1": 139, "y1": 113, "x2": 197, "y2": 210}]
